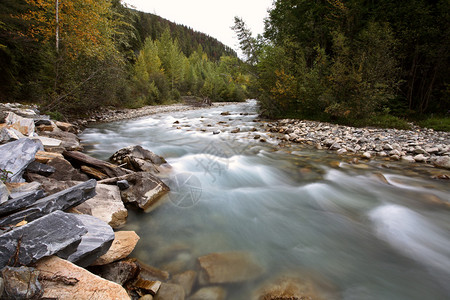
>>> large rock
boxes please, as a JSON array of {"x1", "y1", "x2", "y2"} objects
[
  {"x1": 91, "y1": 231, "x2": 140, "y2": 266},
  {"x1": 74, "y1": 184, "x2": 128, "y2": 228},
  {"x1": 0, "y1": 189, "x2": 45, "y2": 217},
  {"x1": 0, "y1": 127, "x2": 24, "y2": 144},
  {"x1": 5, "y1": 112, "x2": 35, "y2": 136},
  {"x1": 112, "y1": 172, "x2": 169, "y2": 211},
  {"x1": 1, "y1": 266, "x2": 43, "y2": 299},
  {"x1": 197, "y1": 251, "x2": 265, "y2": 285},
  {"x1": 26, "y1": 161, "x2": 55, "y2": 176},
  {"x1": 39, "y1": 130, "x2": 82, "y2": 151},
  {"x1": 110, "y1": 145, "x2": 167, "y2": 174},
  {"x1": 0, "y1": 211, "x2": 87, "y2": 269},
  {"x1": 0, "y1": 138, "x2": 44, "y2": 182},
  {"x1": 47, "y1": 157, "x2": 89, "y2": 181},
  {"x1": 36, "y1": 256, "x2": 130, "y2": 300},
  {"x1": 60, "y1": 214, "x2": 115, "y2": 268},
  {"x1": 433, "y1": 156, "x2": 450, "y2": 169},
  {"x1": 154, "y1": 283, "x2": 185, "y2": 300},
  {"x1": 189, "y1": 286, "x2": 227, "y2": 300},
  {"x1": 0, "y1": 179, "x2": 96, "y2": 227},
  {"x1": 23, "y1": 174, "x2": 75, "y2": 195}
]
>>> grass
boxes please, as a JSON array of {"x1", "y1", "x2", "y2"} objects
[{"x1": 417, "y1": 117, "x2": 450, "y2": 132}]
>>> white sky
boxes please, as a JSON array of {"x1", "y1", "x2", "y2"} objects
[{"x1": 122, "y1": 0, "x2": 274, "y2": 53}]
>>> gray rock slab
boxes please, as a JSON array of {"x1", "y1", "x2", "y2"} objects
[
  {"x1": 26, "y1": 161, "x2": 56, "y2": 176},
  {"x1": 0, "y1": 179, "x2": 96, "y2": 227},
  {"x1": 60, "y1": 214, "x2": 115, "y2": 268},
  {"x1": 0, "y1": 181, "x2": 9, "y2": 205},
  {"x1": 0, "y1": 211, "x2": 87, "y2": 269},
  {"x1": 0, "y1": 138, "x2": 44, "y2": 183},
  {"x1": 0, "y1": 189, "x2": 45, "y2": 217}
]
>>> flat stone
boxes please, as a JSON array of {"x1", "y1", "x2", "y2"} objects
[
  {"x1": 92, "y1": 258, "x2": 140, "y2": 286},
  {"x1": 91, "y1": 231, "x2": 140, "y2": 266},
  {"x1": 74, "y1": 184, "x2": 127, "y2": 228},
  {"x1": 34, "y1": 150, "x2": 64, "y2": 164},
  {"x1": 1, "y1": 266, "x2": 43, "y2": 299},
  {"x1": 36, "y1": 256, "x2": 130, "y2": 300},
  {"x1": 32, "y1": 136, "x2": 62, "y2": 148},
  {"x1": 0, "y1": 179, "x2": 96, "y2": 227},
  {"x1": 5, "y1": 112, "x2": 35, "y2": 136},
  {"x1": 189, "y1": 286, "x2": 227, "y2": 300},
  {"x1": 60, "y1": 214, "x2": 115, "y2": 268},
  {"x1": 154, "y1": 283, "x2": 185, "y2": 300},
  {"x1": 198, "y1": 251, "x2": 265, "y2": 285},
  {"x1": 0, "y1": 211, "x2": 87, "y2": 269},
  {"x1": 39, "y1": 130, "x2": 82, "y2": 151},
  {"x1": 26, "y1": 161, "x2": 55, "y2": 176},
  {"x1": 118, "y1": 173, "x2": 170, "y2": 211},
  {"x1": 0, "y1": 189, "x2": 45, "y2": 217},
  {"x1": 171, "y1": 270, "x2": 197, "y2": 296},
  {"x1": 0, "y1": 138, "x2": 44, "y2": 182}
]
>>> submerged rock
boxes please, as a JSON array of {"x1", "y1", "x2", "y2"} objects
[
  {"x1": 189, "y1": 286, "x2": 227, "y2": 300},
  {"x1": 0, "y1": 211, "x2": 87, "y2": 269},
  {"x1": 92, "y1": 258, "x2": 140, "y2": 286},
  {"x1": 0, "y1": 138, "x2": 44, "y2": 183},
  {"x1": 197, "y1": 251, "x2": 265, "y2": 285},
  {"x1": 36, "y1": 256, "x2": 130, "y2": 300},
  {"x1": 154, "y1": 283, "x2": 185, "y2": 300},
  {"x1": 170, "y1": 270, "x2": 197, "y2": 296}
]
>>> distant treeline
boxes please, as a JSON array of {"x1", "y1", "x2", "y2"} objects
[{"x1": 0, "y1": 0, "x2": 246, "y2": 118}]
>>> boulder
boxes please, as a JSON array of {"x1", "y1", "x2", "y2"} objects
[
  {"x1": 0, "y1": 189, "x2": 45, "y2": 217},
  {"x1": 39, "y1": 130, "x2": 82, "y2": 151},
  {"x1": 198, "y1": 251, "x2": 265, "y2": 285},
  {"x1": 113, "y1": 172, "x2": 169, "y2": 211},
  {"x1": 0, "y1": 181, "x2": 9, "y2": 204},
  {"x1": 170, "y1": 270, "x2": 197, "y2": 296},
  {"x1": 5, "y1": 112, "x2": 35, "y2": 136},
  {"x1": 92, "y1": 258, "x2": 140, "y2": 286},
  {"x1": 59, "y1": 214, "x2": 115, "y2": 268},
  {"x1": 91, "y1": 231, "x2": 140, "y2": 266},
  {"x1": 63, "y1": 150, "x2": 131, "y2": 178},
  {"x1": 0, "y1": 138, "x2": 44, "y2": 183},
  {"x1": 110, "y1": 145, "x2": 167, "y2": 174},
  {"x1": 0, "y1": 211, "x2": 87, "y2": 269},
  {"x1": 154, "y1": 283, "x2": 185, "y2": 300},
  {"x1": 74, "y1": 184, "x2": 127, "y2": 228},
  {"x1": 0, "y1": 179, "x2": 96, "y2": 227},
  {"x1": 189, "y1": 286, "x2": 227, "y2": 300},
  {"x1": 47, "y1": 157, "x2": 89, "y2": 181},
  {"x1": 433, "y1": 156, "x2": 450, "y2": 169},
  {"x1": 36, "y1": 256, "x2": 130, "y2": 300},
  {"x1": 1, "y1": 266, "x2": 43, "y2": 299}
]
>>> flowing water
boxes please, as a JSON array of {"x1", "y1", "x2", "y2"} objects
[{"x1": 80, "y1": 100, "x2": 450, "y2": 299}]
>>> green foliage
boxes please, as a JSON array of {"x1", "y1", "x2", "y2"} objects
[
  {"x1": 417, "y1": 117, "x2": 450, "y2": 132},
  {"x1": 1, "y1": 169, "x2": 12, "y2": 183}
]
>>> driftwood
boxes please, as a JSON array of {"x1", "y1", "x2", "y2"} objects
[{"x1": 63, "y1": 151, "x2": 131, "y2": 178}]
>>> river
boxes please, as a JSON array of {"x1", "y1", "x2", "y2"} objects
[{"x1": 80, "y1": 100, "x2": 450, "y2": 299}]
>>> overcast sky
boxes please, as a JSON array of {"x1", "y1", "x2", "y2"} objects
[{"x1": 122, "y1": 0, "x2": 274, "y2": 53}]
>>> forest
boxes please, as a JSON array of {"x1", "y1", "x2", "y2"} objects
[
  {"x1": 234, "y1": 0, "x2": 449, "y2": 129},
  {"x1": 0, "y1": 0, "x2": 250, "y2": 118}
]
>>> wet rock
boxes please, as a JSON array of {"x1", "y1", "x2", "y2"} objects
[
  {"x1": 0, "y1": 211, "x2": 87, "y2": 269},
  {"x1": 137, "y1": 261, "x2": 170, "y2": 282},
  {"x1": 170, "y1": 270, "x2": 197, "y2": 295},
  {"x1": 361, "y1": 152, "x2": 372, "y2": 159},
  {"x1": 74, "y1": 184, "x2": 127, "y2": 228},
  {"x1": 92, "y1": 258, "x2": 140, "y2": 286},
  {"x1": 46, "y1": 157, "x2": 89, "y2": 181},
  {"x1": 155, "y1": 283, "x2": 185, "y2": 300},
  {"x1": 0, "y1": 189, "x2": 45, "y2": 217},
  {"x1": 1, "y1": 266, "x2": 43, "y2": 299},
  {"x1": 189, "y1": 286, "x2": 227, "y2": 300},
  {"x1": 0, "y1": 179, "x2": 96, "y2": 227},
  {"x1": 110, "y1": 145, "x2": 167, "y2": 174},
  {"x1": 0, "y1": 138, "x2": 43, "y2": 182},
  {"x1": 213, "y1": 130, "x2": 220, "y2": 135},
  {"x1": 117, "y1": 172, "x2": 170, "y2": 211},
  {"x1": 231, "y1": 128, "x2": 240, "y2": 133},
  {"x1": 60, "y1": 214, "x2": 115, "y2": 268},
  {"x1": 139, "y1": 295, "x2": 154, "y2": 300},
  {"x1": 220, "y1": 111, "x2": 230, "y2": 116},
  {"x1": 5, "y1": 112, "x2": 35, "y2": 136},
  {"x1": 36, "y1": 256, "x2": 130, "y2": 300},
  {"x1": 198, "y1": 251, "x2": 265, "y2": 285},
  {"x1": 26, "y1": 161, "x2": 55, "y2": 176},
  {"x1": 91, "y1": 231, "x2": 140, "y2": 266},
  {"x1": 133, "y1": 278, "x2": 162, "y2": 296}
]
